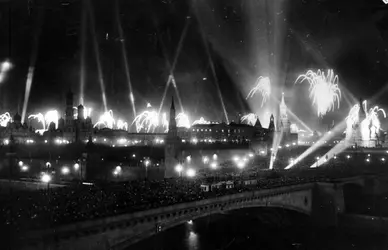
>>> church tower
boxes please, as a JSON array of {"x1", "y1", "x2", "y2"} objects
[
  {"x1": 278, "y1": 92, "x2": 290, "y2": 134},
  {"x1": 65, "y1": 89, "x2": 74, "y2": 127},
  {"x1": 164, "y1": 96, "x2": 180, "y2": 178},
  {"x1": 268, "y1": 114, "x2": 275, "y2": 132}
]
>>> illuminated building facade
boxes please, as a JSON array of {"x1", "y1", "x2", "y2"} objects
[
  {"x1": 43, "y1": 90, "x2": 93, "y2": 143},
  {"x1": 0, "y1": 113, "x2": 38, "y2": 144}
]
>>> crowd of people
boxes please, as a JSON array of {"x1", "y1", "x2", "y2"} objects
[
  {"x1": 0, "y1": 148, "x2": 385, "y2": 239},
  {"x1": 1, "y1": 173, "x2": 326, "y2": 235}
]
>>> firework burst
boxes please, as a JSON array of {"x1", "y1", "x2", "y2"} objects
[
  {"x1": 241, "y1": 113, "x2": 257, "y2": 126},
  {"x1": 296, "y1": 69, "x2": 341, "y2": 117},
  {"x1": 345, "y1": 100, "x2": 386, "y2": 143},
  {"x1": 176, "y1": 112, "x2": 190, "y2": 128},
  {"x1": 192, "y1": 117, "x2": 211, "y2": 126},
  {"x1": 246, "y1": 76, "x2": 271, "y2": 107},
  {"x1": 28, "y1": 110, "x2": 59, "y2": 134},
  {"x1": 0, "y1": 112, "x2": 12, "y2": 127},
  {"x1": 117, "y1": 119, "x2": 128, "y2": 131},
  {"x1": 94, "y1": 110, "x2": 115, "y2": 129},
  {"x1": 132, "y1": 110, "x2": 164, "y2": 133}
]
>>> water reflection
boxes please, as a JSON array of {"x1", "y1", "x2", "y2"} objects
[
  {"x1": 130, "y1": 208, "x2": 388, "y2": 250},
  {"x1": 187, "y1": 231, "x2": 199, "y2": 250}
]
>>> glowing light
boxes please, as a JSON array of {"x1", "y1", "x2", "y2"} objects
[
  {"x1": 186, "y1": 168, "x2": 196, "y2": 177},
  {"x1": 345, "y1": 101, "x2": 386, "y2": 146},
  {"x1": 41, "y1": 174, "x2": 51, "y2": 183},
  {"x1": 94, "y1": 110, "x2": 115, "y2": 129},
  {"x1": 186, "y1": 155, "x2": 191, "y2": 163},
  {"x1": 21, "y1": 165, "x2": 29, "y2": 172},
  {"x1": 0, "y1": 60, "x2": 13, "y2": 83},
  {"x1": 176, "y1": 112, "x2": 191, "y2": 128},
  {"x1": 192, "y1": 117, "x2": 212, "y2": 125},
  {"x1": 210, "y1": 162, "x2": 217, "y2": 169},
  {"x1": 61, "y1": 166, "x2": 70, "y2": 175},
  {"x1": 74, "y1": 163, "x2": 80, "y2": 170},
  {"x1": 18, "y1": 161, "x2": 23, "y2": 167},
  {"x1": 241, "y1": 113, "x2": 258, "y2": 126},
  {"x1": 29, "y1": 110, "x2": 59, "y2": 132},
  {"x1": 117, "y1": 119, "x2": 128, "y2": 131},
  {"x1": 246, "y1": 76, "x2": 271, "y2": 107},
  {"x1": 236, "y1": 161, "x2": 245, "y2": 169},
  {"x1": 0, "y1": 112, "x2": 12, "y2": 127},
  {"x1": 132, "y1": 109, "x2": 168, "y2": 133},
  {"x1": 202, "y1": 156, "x2": 209, "y2": 164},
  {"x1": 175, "y1": 164, "x2": 183, "y2": 173},
  {"x1": 296, "y1": 69, "x2": 341, "y2": 117}
]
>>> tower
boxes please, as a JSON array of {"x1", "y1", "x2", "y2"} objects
[
  {"x1": 164, "y1": 96, "x2": 180, "y2": 178},
  {"x1": 278, "y1": 92, "x2": 290, "y2": 134},
  {"x1": 268, "y1": 114, "x2": 275, "y2": 132},
  {"x1": 168, "y1": 96, "x2": 177, "y2": 136},
  {"x1": 65, "y1": 89, "x2": 74, "y2": 126},
  {"x1": 77, "y1": 104, "x2": 85, "y2": 120}
]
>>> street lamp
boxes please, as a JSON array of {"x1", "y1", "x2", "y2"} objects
[
  {"x1": 210, "y1": 162, "x2": 217, "y2": 169},
  {"x1": 18, "y1": 161, "x2": 23, "y2": 167},
  {"x1": 144, "y1": 159, "x2": 150, "y2": 179},
  {"x1": 74, "y1": 163, "x2": 80, "y2": 170},
  {"x1": 236, "y1": 160, "x2": 245, "y2": 169},
  {"x1": 202, "y1": 156, "x2": 209, "y2": 164},
  {"x1": 41, "y1": 173, "x2": 51, "y2": 183},
  {"x1": 61, "y1": 166, "x2": 70, "y2": 175},
  {"x1": 175, "y1": 164, "x2": 183, "y2": 177},
  {"x1": 186, "y1": 168, "x2": 196, "y2": 178}
]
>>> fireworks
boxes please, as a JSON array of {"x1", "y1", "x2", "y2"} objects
[
  {"x1": 94, "y1": 110, "x2": 115, "y2": 129},
  {"x1": 117, "y1": 119, "x2": 128, "y2": 131},
  {"x1": 296, "y1": 69, "x2": 341, "y2": 117},
  {"x1": 246, "y1": 76, "x2": 271, "y2": 107},
  {"x1": 28, "y1": 110, "x2": 59, "y2": 134},
  {"x1": 176, "y1": 112, "x2": 190, "y2": 128},
  {"x1": 192, "y1": 117, "x2": 211, "y2": 125},
  {"x1": 345, "y1": 100, "x2": 386, "y2": 145},
  {"x1": 132, "y1": 110, "x2": 163, "y2": 133},
  {"x1": 241, "y1": 113, "x2": 257, "y2": 126},
  {"x1": 345, "y1": 104, "x2": 360, "y2": 140},
  {"x1": 0, "y1": 112, "x2": 12, "y2": 127}
]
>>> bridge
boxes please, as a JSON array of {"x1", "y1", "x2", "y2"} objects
[{"x1": 17, "y1": 175, "x2": 379, "y2": 250}]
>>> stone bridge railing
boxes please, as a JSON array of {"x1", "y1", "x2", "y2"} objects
[{"x1": 20, "y1": 183, "x2": 316, "y2": 250}]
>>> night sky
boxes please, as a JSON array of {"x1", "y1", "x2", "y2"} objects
[{"x1": 1, "y1": 0, "x2": 388, "y2": 129}]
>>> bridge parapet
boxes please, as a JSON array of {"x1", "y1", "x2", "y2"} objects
[{"x1": 20, "y1": 183, "x2": 315, "y2": 250}]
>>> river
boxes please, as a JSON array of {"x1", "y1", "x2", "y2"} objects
[{"x1": 130, "y1": 208, "x2": 387, "y2": 250}]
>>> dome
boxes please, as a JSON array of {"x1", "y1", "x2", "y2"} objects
[{"x1": 13, "y1": 113, "x2": 21, "y2": 122}]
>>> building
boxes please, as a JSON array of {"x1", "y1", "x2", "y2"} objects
[
  {"x1": 0, "y1": 113, "x2": 38, "y2": 144},
  {"x1": 164, "y1": 96, "x2": 181, "y2": 178},
  {"x1": 43, "y1": 89, "x2": 93, "y2": 143}
]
